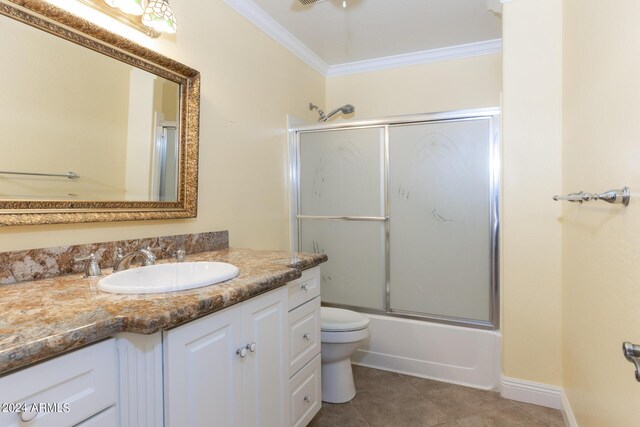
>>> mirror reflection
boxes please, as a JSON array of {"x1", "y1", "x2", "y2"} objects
[{"x1": 0, "y1": 12, "x2": 180, "y2": 202}]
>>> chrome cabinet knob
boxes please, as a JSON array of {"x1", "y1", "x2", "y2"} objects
[
  {"x1": 248, "y1": 342, "x2": 257, "y2": 352},
  {"x1": 19, "y1": 409, "x2": 38, "y2": 422},
  {"x1": 301, "y1": 283, "x2": 310, "y2": 291},
  {"x1": 303, "y1": 333, "x2": 311, "y2": 341},
  {"x1": 236, "y1": 347, "x2": 248, "y2": 358},
  {"x1": 303, "y1": 395, "x2": 312, "y2": 403}
]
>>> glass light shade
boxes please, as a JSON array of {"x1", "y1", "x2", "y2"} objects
[
  {"x1": 105, "y1": 0, "x2": 145, "y2": 16},
  {"x1": 142, "y1": 0, "x2": 178, "y2": 34}
]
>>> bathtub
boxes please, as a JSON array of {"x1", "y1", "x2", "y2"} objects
[{"x1": 351, "y1": 314, "x2": 501, "y2": 390}]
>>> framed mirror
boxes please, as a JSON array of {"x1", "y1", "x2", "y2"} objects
[{"x1": 0, "y1": 0, "x2": 200, "y2": 226}]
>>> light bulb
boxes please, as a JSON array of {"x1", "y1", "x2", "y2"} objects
[
  {"x1": 105, "y1": 0, "x2": 144, "y2": 16},
  {"x1": 342, "y1": 0, "x2": 347, "y2": 8}
]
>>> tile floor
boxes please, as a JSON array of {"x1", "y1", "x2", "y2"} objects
[{"x1": 309, "y1": 365, "x2": 565, "y2": 427}]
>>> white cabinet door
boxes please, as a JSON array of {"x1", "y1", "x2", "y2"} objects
[
  {"x1": 164, "y1": 287, "x2": 288, "y2": 427},
  {"x1": 242, "y1": 287, "x2": 288, "y2": 427},
  {"x1": 164, "y1": 305, "x2": 244, "y2": 427}
]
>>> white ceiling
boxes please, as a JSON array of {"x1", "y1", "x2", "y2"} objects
[{"x1": 245, "y1": 0, "x2": 502, "y2": 66}]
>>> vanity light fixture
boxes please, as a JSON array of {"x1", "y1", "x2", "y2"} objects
[
  {"x1": 96, "y1": 0, "x2": 177, "y2": 35},
  {"x1": 104, "y1": 0, "x2": 144, "y2": 16},
  {"x1": 142, "y1": 0, "x2": 178, "y2": 34}
]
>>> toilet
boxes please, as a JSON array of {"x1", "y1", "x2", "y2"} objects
[{"x1": 320, "y1": 307, "x2": 370, "y2": 403}]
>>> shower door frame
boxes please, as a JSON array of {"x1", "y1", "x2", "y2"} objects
[{"x1": 289, "y1": 107, "x2": 501, "y2": 330}]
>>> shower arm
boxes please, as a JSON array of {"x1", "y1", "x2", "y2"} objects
[
  {"x1": 309, "y1": 103, "x2": 327, "y2": 121},
  {"x1": 309, "y1": 102, "x2": 355, "y2": 122}
]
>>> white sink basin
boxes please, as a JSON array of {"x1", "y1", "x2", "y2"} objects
[{"x1": 97, "y1": 262, "x2": 240, "y2": 294}]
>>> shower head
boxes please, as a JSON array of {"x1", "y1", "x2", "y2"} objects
[
  {"x1": 322, "y1": 104, "x2": 355, "y2": 121},
  {"x1": 309, "y1": 102, "x2": 355, "y2": 122},
  {"x1": 340, "y1": 104, "x2": 355, "y2": 114}
]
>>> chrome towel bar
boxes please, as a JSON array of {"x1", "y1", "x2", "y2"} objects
[
  {"x1": 553, "y1": 186, "x2": 630, "y2": 206},
  {"x1": 0, "y1": 170, "x2": 80, "y2": 180}
]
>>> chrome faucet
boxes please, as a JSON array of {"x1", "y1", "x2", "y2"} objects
[
  {"x1": 174, "y1": 248, "x2": 186, "y2": 263},
  {"x1": 113, "y1": 247, "x2": 157, "y2": 271}
]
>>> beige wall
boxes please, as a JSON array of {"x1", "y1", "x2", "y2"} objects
[
  {"x1": 124, "y1": 69, "x2": 155, "y2": 200},
  {"x1": 0, "y1": 0, "x2": 325, "y2": 252},
  {"x1": 501, "y1": 0, "x2": 563, "y2": 386},
  {"x1": 563, "y1": 0, "x2": 640, "y2": 424},
  {"x1": 325, "y1": 54, "x2": 501, "y2": 119},
  {"x1": 158, "y1": 80, "x2": 180, "y2": 123},
  {"x1": 0, "y1": 14, "x2": 130, "y2": 201}
]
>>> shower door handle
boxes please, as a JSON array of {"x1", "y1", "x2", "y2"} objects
[{"x1": 622, "y1": 342, "x2": 640, "y2": 381}]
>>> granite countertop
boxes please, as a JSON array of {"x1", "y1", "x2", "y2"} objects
[{"x1": 0, "y1": 248, "x2": 327, "y2": 376}]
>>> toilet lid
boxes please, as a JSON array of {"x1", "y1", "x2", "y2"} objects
[{"x1": 321, "y1": 307, "x2": 370, "y2": 332}]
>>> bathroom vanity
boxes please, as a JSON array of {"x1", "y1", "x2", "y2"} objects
[
  {"x1": 0, "y1": 247, "x2": 325, "y2": 427},
  {"x1": 163, "y1": 266, "x2": 321, "y2": 427}
]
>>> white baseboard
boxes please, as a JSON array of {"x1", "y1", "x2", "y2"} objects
[
  {"x1": 561, "y1": 390, "x2": 578, "y2": 427},
  {"x1": 495, "y1": 376, "x2": 581, "y2": 426},
  {"x1": 500, "y1": 376, "x2": 562, "y2": 409}
]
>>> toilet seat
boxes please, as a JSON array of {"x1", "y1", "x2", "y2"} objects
[
  {"x1": 321, "y1": 307, "x2": 370, "y2": 332},
  {"x1": 321, "y1": 328, "x2": 369, "y2": 344}
]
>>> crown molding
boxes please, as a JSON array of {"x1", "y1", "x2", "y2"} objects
[
  {"x1": 224, "y1": 0, "x2": 329, "y2": 76},
  {"x1": 326, "y1": 39, "x2": 502, "y2": 77},
  {"x1": 225, "y1": 0, "x2": 502, "y2": 78}
]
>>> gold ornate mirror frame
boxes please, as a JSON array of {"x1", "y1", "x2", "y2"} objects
[{"x1": 0, "y1": 0, "x2": 200, "y2": 226}]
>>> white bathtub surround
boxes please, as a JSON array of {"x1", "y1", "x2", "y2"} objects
[
  {"x1": 352, "y1": 313, "x2": 579, "y2": 425},
  {"x1": 350, "y1": 314, "x2": 501, "y2": 390}
]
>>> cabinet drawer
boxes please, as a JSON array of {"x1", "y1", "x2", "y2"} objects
[
  {"x1": 289, "y1": 297, "x2": 321, "y2": 377},
  {"x1": 0, "y1": 339, "x2": 117, "y2": 427},
  {"x1": 288, "y1": 266, "x2": 320, "y2": 310},
  {"x1": 74, "y1": 406, "x2": 117, "y2": 427},
  {"x1": 289, "y1": 354, "x2": 321, "y2": 427}
]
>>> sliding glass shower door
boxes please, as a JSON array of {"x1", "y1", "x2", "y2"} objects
[
  {"x1": 297, "y1": 127, "x2": 387, "y2": 310},
  {"x1": 294, "y1": 111, "x2": 499, "y2": 329},
  {"x1": 389, "y1": 120, "x2": 492, "y2": 322}
]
